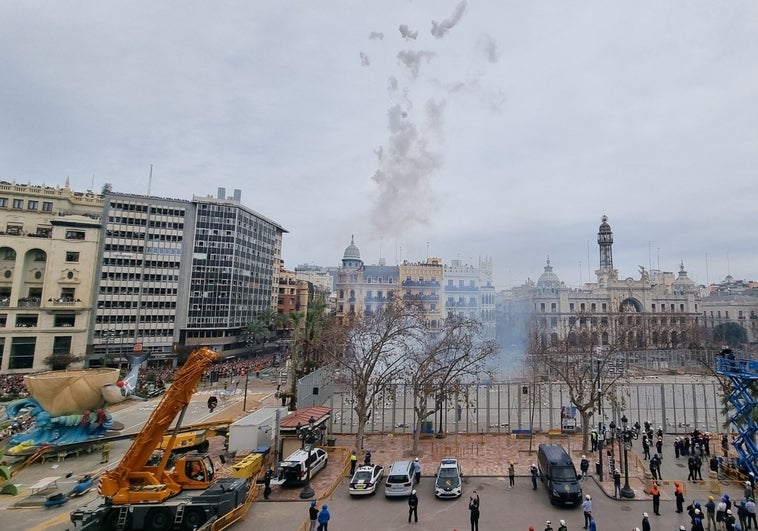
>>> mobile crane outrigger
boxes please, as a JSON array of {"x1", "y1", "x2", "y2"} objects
[{"x1": 70, "y1": 347, "x2": 256, "y2": 531}]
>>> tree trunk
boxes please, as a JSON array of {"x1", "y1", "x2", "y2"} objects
[
  {"x1": 354, "y1": 403, "x2": 368, "y2": 451},
  {"x1": 580, "y1": 410, "x2": 592, "y2": 452}
]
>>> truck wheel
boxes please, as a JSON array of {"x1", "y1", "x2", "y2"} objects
[
  {"x1": 145, "y1": 507, "x2": 172, "y2": 531},
  {"x1": 182, "y1": 508, "x2": 207, "y2": 530},
  {"x1": 105, "y1": 508, "x2": 131, "y2": 530}
]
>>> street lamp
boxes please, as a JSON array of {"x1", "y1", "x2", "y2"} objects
[
  {"x1": 620, "y1": 414, "x2": 636, "y2": 498},
  {"x1": 242, "y1": 368, "x2": 250, "y2": 412},
  {"x1": 596, "y1": 359, "x2": 604, "y2": 481},
  {"x1": 608, "y1": 420, "x2": 617, "y2": 477},
  {"x1": 298, "y1": 416, "x2": 317, "y2": 500}
]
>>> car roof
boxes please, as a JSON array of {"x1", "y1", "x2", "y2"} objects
[{"x1": 439, "y1": 458, "x2": 459, "y2": 467}]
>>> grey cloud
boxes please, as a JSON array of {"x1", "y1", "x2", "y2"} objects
[
  {"x1": 431, "y1": 1, "x2": 468, "y2": 39},
  {"x1": 479, "y1": 34, "x2": 500, "y2": 63},
  {"x1": 399, "y1": 24, "x2": 418, "y2": 40},
  {"x1": 397, "y1": 50, "x2": 436, "y2": 78},
  {"x1": 360, "y1": 52, "x2": 370, "y2": 66},
  {"x1": 369, "y1": 31, "x2": 384, "y2": 40}
]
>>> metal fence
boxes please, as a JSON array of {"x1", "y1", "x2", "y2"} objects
[{"x1": 323, "y1": 377, "x2": 728, "y2": 436}]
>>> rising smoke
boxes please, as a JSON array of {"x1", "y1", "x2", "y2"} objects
[
  {"x1": 399, "y1": 24, "x2": 418, "y2": 40},
  {"x1": 396, "y1": 50, "x2": 436, "y2": 78},
  {"x1": 360, "y1": 52, "x2": 370, "y2": 66},
  {"x1": 369, "y1": 31, "x2": 385, "y2": 40},
  {"x1": 430, "y1": 1, "x2": 468, "y2": 39},
  {"x1": 479, "y1": 34, "x2": 500, "y2": 64}
]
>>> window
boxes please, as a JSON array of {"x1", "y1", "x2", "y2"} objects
[
  {"x1": 27, "y1": 200, "x2": 38, "y2": 210},
  {"x1": 6, "y1": 224, "x2": 22, "y2": 235},
  {"x1": 42, "y1": 201, "x2": 53, "y2": 212},
  {"x1": 65, "y1": 230, "x2": 85, "y2": 240},
  {"x1": 65, "y1": 251, "x2": 80, "y2": 262},
  {"x1": 0, "y1": 198, "x2": 7, "y2": 207},
  {"x1": 16, "y1": 314, "x2": 38, "y2": 327},
  {"x1": 12, "y1": 199, "x2": 23, "y2": 209},
  {"x1": 53, "y1": 336, "x2": 72, "y2": 355},
  {"x1": 9, "y1": 337, "x2": 35, "y2": 369}
]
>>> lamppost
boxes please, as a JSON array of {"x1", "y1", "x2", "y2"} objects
[
  {"x1": 596, "y1": 359, "x2": 604, "y2": 481},
  {"x1": 620, "y1": 414, "x2": 636, "y2": 498},
  {"x1": 607, "y1": 420, "x2": 617, "y2": 481},
  {"x1": 298, "y1": 416, "x2": 317, "y2": 500},
  {"x1": 242, "y1": 368, "x2": 250, "y2": 412}
]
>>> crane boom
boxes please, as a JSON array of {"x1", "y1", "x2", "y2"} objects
[{"x1": 98, "y1": 347, "x2": 218, "y2": 501}]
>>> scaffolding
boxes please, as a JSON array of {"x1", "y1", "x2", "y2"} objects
[{"x1": 715, "y1": 353, "x2": 758, "y2": 476}]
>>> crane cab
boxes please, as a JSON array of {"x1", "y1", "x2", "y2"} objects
[{"x1": 173, "y1": 454, "x2": 216, "y2": 489}]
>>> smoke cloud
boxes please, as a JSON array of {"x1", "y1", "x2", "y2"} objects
[
  {"x1": 369, "y1": 31, "x2": 384, "y2": 40},
  {"x1": 479, "y1": 34, "x2": 500, "y2": 64},
  {"x1": 397, "y1": 50, "x2": 436, "y2": 78},
  {"x1": 371, "y1": 103, "x2": 444, "y2": 234},
  {"x1": 399, "y1": 24, "x2": 418, "y2": 40},
  {"x1": 360, "y1": 52, "x2": 370, "y2": 66},
  {"x1": 431, "y1": 1, "x2": 468, "y2": 39}
]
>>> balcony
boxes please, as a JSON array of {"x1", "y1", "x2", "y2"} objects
[
  {"x1": 401, "y1": 280, "x2": 440, "y2": 288},
  {"x1": 18, "y1": 298, "x2": 41, "y2": 307},
  {"x1": 444, "y1": 285, "x2": 479, "y2": 292},
  {"x1": 403, "y1": 293, "x2": 440, "y2": 302},
  {"x1": 364, "y1": 295, "x2": 394, "y2": 302}
]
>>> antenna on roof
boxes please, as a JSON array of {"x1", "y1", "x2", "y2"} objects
[{"x1": 147, "y1": 164, "x2": 153, "y2": 196}]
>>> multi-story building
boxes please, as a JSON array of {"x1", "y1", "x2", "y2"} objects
[
  {"x1": 277, "y1": 263, "x2": 309, "y2": 316},
  {"x1": 497, "y1": 216, "x2": 704, "y2": 355},
  {"x1": 398, "y1": 258, "x2": 444, "y2": 329},
  {"x1": 90, "y1": 187, "x2": 285, "y2": 367},
  {"x1": 443, "y1": 258, "x2": 496, "y2": 338},
  {"x1": 0, "y1": 180, "x2": 103, "y2": 372},
  {"x1": 294, "y1": 263, "x2": 333, "y2": 296}
]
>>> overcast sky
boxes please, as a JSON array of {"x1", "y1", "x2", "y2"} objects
[{"x1": 2, "y1": 1, "x2": 756, "y2": 288}]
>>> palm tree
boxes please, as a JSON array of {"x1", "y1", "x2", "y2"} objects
[{"x1": 244, "y1": 319, "x2": 269, "y2": 352}]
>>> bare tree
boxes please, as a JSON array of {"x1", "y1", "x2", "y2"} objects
[
  {"x1": 330, "y1": 303, "x2": 422, "y2": 451},
  {"x1": 405, "y1": 314, "x2": 499, "y2": 455},
  {"x1": 527, "y1": 309, "x2": 635, "y2": 453}
]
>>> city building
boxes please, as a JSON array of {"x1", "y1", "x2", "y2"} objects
[
  {"x1": 398, "y1": 258, "x2": 444, "y2": 330},
  {"x1": 90, "y1": 187, "x2": 286, "y2": 367},
  {"x1": 443, "y1": 258, "x2": 496, "y2": 338},
  {"x1": 0, "y1": 180, "x2": 103, "y2": 371}
]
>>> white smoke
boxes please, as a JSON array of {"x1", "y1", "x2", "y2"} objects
[
  {"x1": 479, "y1": 34, "x2": 500, "y2": 64},
  {"x1": 369, "y1": 31, "x2": 385, "y2": 40},
  {"x1": 399, "y1": 24, "x2": 418, "y2": 40},
  {"x1": 397, "y1": 50, "x2": 436, "y2": 78},
  {"x1": 360, "y1": 52, "x2": 370, "y2": 66},
  {"x1": 431, "y1": 1, "x2": 468, "y2": 39}
]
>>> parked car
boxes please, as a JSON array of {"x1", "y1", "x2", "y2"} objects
[
  {"x1": 348, "y1": 464, "x2": 384, "y2": 496},
  {"x1": 434, "y1": 458, "x2": 463, "y2": 498},
  {"x1": 277, "y1": 447, "x2": 328, "y2": 487},
  {"x1": 384, "y1": 460, "x2": 417, "y2": 497}
]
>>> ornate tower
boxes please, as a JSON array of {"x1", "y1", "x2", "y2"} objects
[{"x1": 597, "y1": 215, "x2": 614, "y2": 270}]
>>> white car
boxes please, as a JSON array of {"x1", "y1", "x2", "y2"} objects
[
  {"x1": 348, "y1": 464, "x2": 384, "y2": 496},
  {"x1": 434, "y1": 458, "x2": 462, "y2": 498}
]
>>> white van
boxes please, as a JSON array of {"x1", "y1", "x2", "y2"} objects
[
  {"x1": 384, "y1": 460, "x2": 416, "y2": 497},
  {"x1": 278, "y1": 447, "x2": 328, "y2": 487}
]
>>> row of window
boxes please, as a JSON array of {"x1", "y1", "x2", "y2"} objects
[
  {"x1": 0, "y1": 313, "x2": 76, "y2": 327},
  {"x1": 101, "y1": 272, "x2": 179, "y2": 282},
  {"x1": 0, "y1": 198, "x2": 54, "y2": 211}
]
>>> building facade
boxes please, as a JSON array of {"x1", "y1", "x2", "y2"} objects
[
  {"x1": 443, "y1": 258, "x2": 496, "y2": 338},
  {"x1": 0, "y1": 180, "x2": 103, "y2": 371}
]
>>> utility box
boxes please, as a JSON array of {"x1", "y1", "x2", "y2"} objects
[{"x1": 228, "y1": 407, "x2": 287, "y2": 455}]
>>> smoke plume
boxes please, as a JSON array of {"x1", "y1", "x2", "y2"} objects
[
  {"x1": 369, "y1": 31, "x2": 384, "y2": 40},
  {"x1": 397, "y1": 50, "x2": 436, "y2": 78},
  {"x1": 360, "y1": 52, "x2": 370, "y2": 66},
  {"x1": 431, "y1": 1, "x2": 468, "y2": 39},
  {"x1": 479, "y1": 34, "x2": 500, "y2": 63},
  {"x1": 399, "y1": 24, "x2": 418, "y2": 40}
]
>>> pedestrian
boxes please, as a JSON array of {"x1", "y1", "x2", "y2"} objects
[
  {"x1": 263, "y1": 468, "x2": 272, "y2": 499},
  {"x1": 580, "y1": 455, "x2": 590, "y2": 481},
  {"x1": 408, "y1": 489, "x2": 419, "y2": 523},
  {"x1": 582, "y1": 494, "x2": 592, "y2": 529},
  {"x1": 747, "y1": 497, "x2": 757, "y2": 529},
  {"x1": 557, "y1": 519, "x2": 567, "y2": 531},
  {"x1": 308, "y1": 500, "x2": 318, "y2": 531},
  {"x1": 738, "y1": 501, "x2": 749, "y2": 531},
  {"x1": 591, "y1": 429, "x2": 598, "y2": 452},
  {"x1": 531, "y1": 464, "x2": 539, "y2": 490},
  {"x1": 747, "y1": 482, "x2": 755, "y2": 501},
  {"x1": 725, "y1": 509, "x2": 736, "y2": 531},
  {"x1": 717, "y1": 498, "x2": 727, "y2": 528},
  {"x1": 100, "y1": 441, "x2": 111, "y2": 463},
  {"x1": 364, "y1": 450, "x2": 372, "y2": 466},
  {"x1": 613, "y1": 469, "x2": 622, "y2": 498},
  {"x1": 413, "y1": 457, "x2": 421, "y2": 484},
  {"x1": 317, "y1": 504, "x2": 330, "y2": 531},
  {"x1": 693, "y1": 517, "x2": 705, "y2": 531},
  {"x1": 641, "y1": 512, "x2": 651, "y2": 531},
  {"x1": 650, "y1": 481, "x2": 661, "y2": 516},
  {"x1": 642, "y1": 435, "x2": 651, "y2": 460},
  {"x1": 349, "y1": 450, "x2": 357, "y2": 476},
  {"x1": 674, "y1": 480, "x2": 685, "y2": 513},
  {"x1": 509, "y1": 461, "x2": 516, "y2": 488},
  {"x1": 469, "y1": 492, "x2": 480, "y2": 531},
  {"x1": 705, "y1": 495, "x2": 716, "y2": 531},
  {"x1": 545, "y1": 520, "x2": 553, "y2": 531}
]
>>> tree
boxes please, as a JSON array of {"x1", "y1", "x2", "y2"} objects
[
  {"x1": 713, "y1": 322, "x2": 748, "y2": 348},
  {"x1": 244, "y1": 319, "x2": 270, "y2": 350},
  {"x1": 43, "y1": 352, "x2": 84, "y2": 371},
  {"x1": 405, "y1": 314, "x2": 499, "y2": 455},
  {"x1": 331, "y1": 303, "x2": 422, "y2": 451},
  {"x1": 527, "y1": 309, "x2": 636, "y2": 453},
  {"x1": 286, "y1": 309, "x2": 307, "y2": 410}
]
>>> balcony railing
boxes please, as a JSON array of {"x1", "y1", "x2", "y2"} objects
[
  {"x1": 401, "y1": 280, "x2": 440, "y2": 287},
  {"x1": 18, "y1": 299, "x2": 41, "y2": 307}
]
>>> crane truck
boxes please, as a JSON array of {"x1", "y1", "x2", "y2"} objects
[{"x1": 70, "y1": 347, "x2": 256, "y2": 531}]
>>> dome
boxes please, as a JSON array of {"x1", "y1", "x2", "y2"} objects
[
  {"x1": 342, "y1": 235, "x2": 361, "y2": 261},
  {"x1": 673, "y1": 261, "x2": 696, "y2": 293},
  {"x1": 537, "y1": 258, "x2": 562, "y2": 289}
]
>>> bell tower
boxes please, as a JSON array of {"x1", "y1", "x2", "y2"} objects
[{"x1": 597, "y1": 215, "x2": 614, "y2": 270}]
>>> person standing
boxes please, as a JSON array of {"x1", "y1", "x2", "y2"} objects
[
  {"x1": 469, "y1": 492, "x2": 480, "y2": 531},
  {"x1": 317, "y1": 504, "x2": 330, "y2": 531},
  {"x1": 613, "y1": 469, "x2": 622, "y2": 498},
  {"x1": 349, "y1": 450, "x2": 357, "y2": 476},
  {"x1": 705, "y1": 495, "x2": 717, "y2": 531},
  {"x1": 580, "y1": 455, "x2": 590, "y2": 481},
  {"x1": 308, "y1": 501, "x2": 318, "y2": 531},
  {"x1": 263, "y1": 468, "x2": 272, "y2": 499},
  {"x1": 642, "y1": 435, "x2": 651, "y2": 460},
  {"x1": 746, "y1": 482, "x2": 755, "y2": 501},
  {"x1": 674, "y1": 480, "x2": 685, "y2": 513},
  {"x1": 591, "y1": 429, "x2": 598, "y2": 452},
  {"x1": 747, "y1": 497, "x2": 757, "y2": 530},
  {"x1": 641, "y1": 512, "x2": 651, "y2": 531},
  {"x1": 582, "y1": 494, "x2": 592, "y2": 529},
  {"x1": 544, "y1": 520, "x2": 553, "y2": 531},
  {"x1": 413, "y1": 457, "x2": 422, "y2": 484},
  {"x1": 100, "y1": 441, "x2": 111, "y2": 464},
  {"x1": 508, "y1": 461, "x2": 516, "y2": 488},
  {"x1": 408, "y1": 489, "x2": 419, "y2": 523},
  {"x1": 557, "y1": 519, "x2": 568, "y2": 531},
  {"x1": 531, "y1": 464, "x2": 539, "y2": 490},
  {"x1": 650, "y1": 481, "x2": 661, "y2": 516}
]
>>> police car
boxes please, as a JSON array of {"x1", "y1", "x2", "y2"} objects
[
  {"x1": 434, "y1": 458, "x2": 463, "y2": 498},
  {"x1": 348, "y1": 464, "x2": 384, "y2": 495}
]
